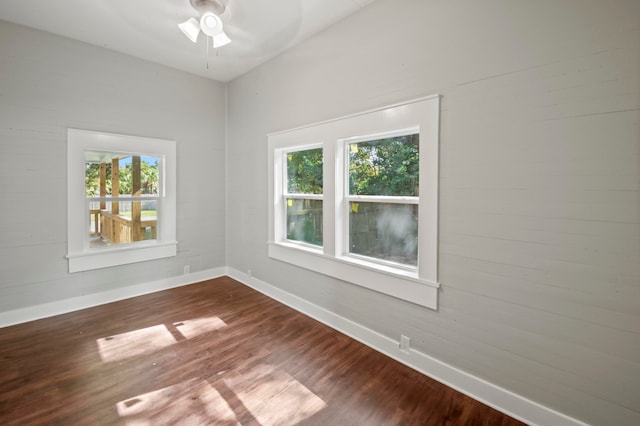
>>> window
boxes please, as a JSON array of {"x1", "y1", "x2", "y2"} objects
[
  {"x1": 67, "y1": 129, "x2": 177, "y2": 273},
  {"x1": 268, "y1": 96, "x2": 440, "y2": 309},
  {"x1": 346, "y1": 131, "x2": 419, "y2": 267},
  {"x1": 285, "y1": 147, "x2": 323, "y2": 246}
]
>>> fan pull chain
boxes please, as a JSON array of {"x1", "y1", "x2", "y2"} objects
[{"x1": 206, "y1": 36, "x2": 210, "y2": 70}]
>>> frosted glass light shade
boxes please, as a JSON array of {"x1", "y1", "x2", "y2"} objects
[
  {"x1": 179, "y1": 18, "x2": 200, "y2": 43},
  {"x1": 213, "y1": 32, "x2": 231, "y2": 48}
]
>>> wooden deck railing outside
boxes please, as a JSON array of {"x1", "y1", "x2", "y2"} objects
[{"x1": 95, "y1": 210, "x2": 156, "y2": 244}]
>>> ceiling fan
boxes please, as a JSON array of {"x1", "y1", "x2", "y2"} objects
[{"x1": 179, "y1": 0, "x2": 231, "y2": 48}]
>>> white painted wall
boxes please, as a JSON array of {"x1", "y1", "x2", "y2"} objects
[
  {"x1": 0, "y1": 21, "x2": 226, "y2": 311},
  {"x1": 226, "y1": 0, "x2": 640, "y2": 425}
]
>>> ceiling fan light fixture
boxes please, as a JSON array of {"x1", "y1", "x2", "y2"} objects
[
  {"x1": 212, "y1": 32, "x2": 231, "y2": 48},
  {"x1": 199, "y1": 12, "x2": 221, "y2": 36},
  {"x1": 199, "y1": 11, "x2": 231, "y2": 47},
  {"x1": 179, "y1": 2, "x2": 231, "y2": 51},
  {"x1": 203, "y1": 14, "x2": 218, "y2": 30},
  {"x1": 178, "y1": 17, "x2": 200, "y2": 43}
]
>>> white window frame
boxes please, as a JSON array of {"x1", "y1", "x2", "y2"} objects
[
  {"x1": 268, "y1": 95, "x2": 440, "y2": 310},
  {"x1": 66, "y1": 129, "x2": 177, "y2": 273}
]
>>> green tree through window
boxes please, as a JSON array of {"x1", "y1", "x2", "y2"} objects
[
  {"x1": 286, "y1": 148, "x2": 323, "y2": 246},
  {"x1": 349, "y1": 134, "x2": 419, "y2": 196},
  {"x1": 287, "y1": 149, "x2": 323, "y2": 194},
  {"x1": 85, "y1": 157, "x2": 159, "y2": 196}
]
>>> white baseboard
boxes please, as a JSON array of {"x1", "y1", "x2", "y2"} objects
[
  {"x1": 226, "y1": 267, "x2": 587, "y2": 426},
  {"x1": 0, "y1": 267, "x2": 226, "y2": 328}
]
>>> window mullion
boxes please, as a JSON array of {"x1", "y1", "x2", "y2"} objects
[
  {"x1": 284, "y1": 193, "x2": 323, "y2": 200},
  {"x1": 86, "y1": 196, "x2": 161, "y2": 202},
  {"x1": 345, "y1": 195, "x2": 419, "y2": 204}
]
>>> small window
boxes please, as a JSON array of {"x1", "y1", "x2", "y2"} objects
[
  {"x1": 285, "y1": 147, "x2": 323, "y2": 246},
  {"x1": 67, "y1": 129, "x2": 177, "y2": 273}
]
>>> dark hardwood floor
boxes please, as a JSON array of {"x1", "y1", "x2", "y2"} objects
[{"x1": 0, "y1": 277, "x2": 525, "y2": 425}]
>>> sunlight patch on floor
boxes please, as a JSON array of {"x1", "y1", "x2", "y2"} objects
[
  {"x1": 96, "y1": 316, "x2": 226, "y2": 362},
  {"x1": 173, "y1": 317, "x2": 226, "y2": 340},
  {"x1": 116, "y1": 378, "x2": 238, "y2": 425},
  {"x1": 115, "y1": 364, "x2": 326, "y2": 425},
  {"x1": 223, "y1": 364, "x2": 327, "y2": 425}
]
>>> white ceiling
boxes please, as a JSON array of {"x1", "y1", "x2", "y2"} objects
[{"x1": 0, "y1": 0, "x2": 376, "y2": 82}]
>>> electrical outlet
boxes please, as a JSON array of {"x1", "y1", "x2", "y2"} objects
[
  {"x1": 400, "y1": 334, "x2": 411, "y2": 353},
  {"x1": 247, "y1": 269, "x2": 252, "y2": 277},
  {"x1": 184, "y1": 265, "x2": 191, "y2": 275}
]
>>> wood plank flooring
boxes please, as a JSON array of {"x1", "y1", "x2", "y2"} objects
[{"x1": 0, "y1": 277, "x2": 525, "y2": 425}]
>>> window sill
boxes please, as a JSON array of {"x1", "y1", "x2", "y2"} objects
[
  {"x1": 67, "y1": 241, "x2": 177, "y2": 273},
  {"x1": 268, "y1": 242, "x2": 438, "y2": 310}
]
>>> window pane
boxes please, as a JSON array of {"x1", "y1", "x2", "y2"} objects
[
  {"x1": 286, "y1": 198, "x2": 323, "y2": 246},
  {"x1": 287, "y1": 148, "x2": 323, "y2": 194},
  {"x1": 349, "y1": 134, "x2": 419, "y2": 196},
  {"x1": 137, "y1": 156, "x2": 160, "y2": 196},
  {"x1": 85, "y1": 153, "x2": 160, "y2": 196},
  {"x1": 349, "y1": 202, "x2": 417, "y2": 266},
  {"x1": 89, "y1": 199, "x2": 158, "y2": 247}
]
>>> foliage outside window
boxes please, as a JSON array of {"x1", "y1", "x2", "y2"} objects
[
  {"x1": 85, "y1": 156, "x2": 159, "y2": 196},
  {"x1": 285, "y1": 148, "x2": 323, "y2": 246},
  {"x1": 349, "y1": 134, "x2": 419, "y2": 197}
]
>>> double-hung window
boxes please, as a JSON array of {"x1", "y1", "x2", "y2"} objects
[
  {"x1": 268, "y1": 96, "x2": 440, "y2": 309},
  {"x1": 67, "y1": 129, "x2": 177, "y2": 273}
]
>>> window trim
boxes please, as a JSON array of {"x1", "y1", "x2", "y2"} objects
[
  {"x1": 67, "y1": 129, "x2": 177, "y2": 273},
  {"x1": 268, "y1": 95, "x2": 440, "y2": 310}
]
